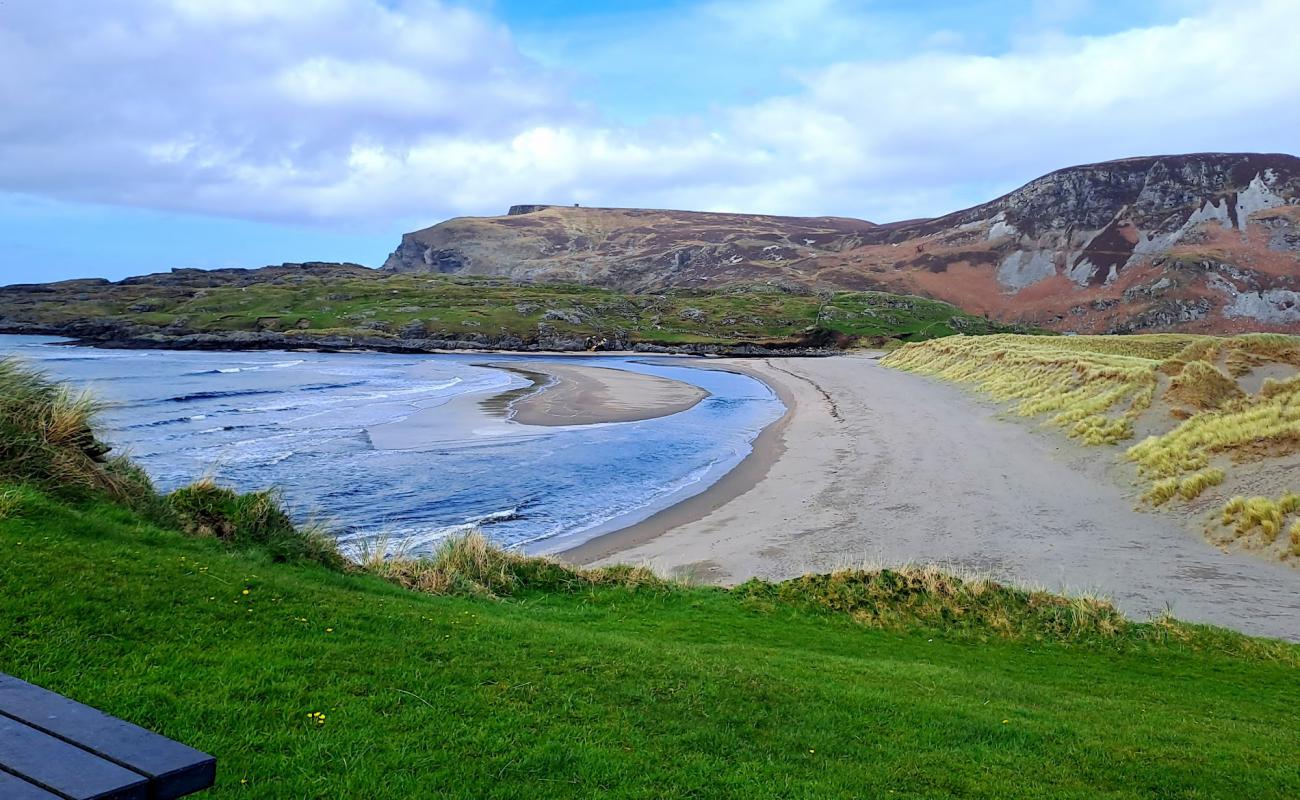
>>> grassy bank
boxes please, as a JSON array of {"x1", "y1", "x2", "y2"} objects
[
  {"x1": 0, "y1": 266, "x2": 1033, "y2": 349},
  {"x1": 2, "y1": 358, "x2": 1298, "y2": 798},
  {"x1": 3, "y1": 486, "x2": 1298, "y2": 799},
  {"x1": 883, "y1": 333, "x2": 1300, "y2": 560}
]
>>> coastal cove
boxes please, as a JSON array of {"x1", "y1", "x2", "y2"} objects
[
  {"x1": 8, "y1": 334, "x2": 1300, "y2": 640},
  {"x1": 0, "y1": 335, "x2": 783, "y2": 555},
  {"x1": 571, "y1": 354, "x2": 1300, "y2": 642}
]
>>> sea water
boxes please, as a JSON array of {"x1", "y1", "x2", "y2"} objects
[{"x1": 0, "y1": 335, "x2": 783, "y2": 554}]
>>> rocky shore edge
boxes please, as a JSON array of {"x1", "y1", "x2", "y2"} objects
[{"x1": 0, "y1": 318, "x2": 840, "y2": 357}]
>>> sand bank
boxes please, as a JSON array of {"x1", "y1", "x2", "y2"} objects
[
  {"x1": 488, "y1": 361, "x2": 709, "y2": 426},
  {"x1": 366, "y1": 359, "x2": 711, "y2": 451},
  {"x1": 565, "y1": 354, "x2": 1300, "y2": 641}
]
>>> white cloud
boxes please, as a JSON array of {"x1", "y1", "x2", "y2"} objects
[
  {"x1": 0, "y1": 0, "x2": 569, "y2": 219},
  {"x1": 0, "y1": 0, "x2": 1297, "y2": 230}
]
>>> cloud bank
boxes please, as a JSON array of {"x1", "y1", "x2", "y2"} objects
[{"x1": 1, "y1": 0, "x2": 1298, "y2": 227}]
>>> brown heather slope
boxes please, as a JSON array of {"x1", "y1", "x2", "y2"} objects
[{"x1": 386, "y1": 153, "x2": 1300, "y2": 334}]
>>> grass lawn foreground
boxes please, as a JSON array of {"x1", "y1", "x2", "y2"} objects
[{"x1": 1, "y1": 487, "x2": 1297, "y2": 799}]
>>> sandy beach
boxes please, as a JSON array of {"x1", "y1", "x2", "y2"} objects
[
  {"x1": 488, "y1": 361, "x2": 709, "y2": 426},
  {"x1": 565, "y1": 354, "x2": 1300, "y2": 641}
]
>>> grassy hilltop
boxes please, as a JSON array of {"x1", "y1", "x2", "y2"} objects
[
  {"x1": 0, "y1": 266, "x2": 1033, "y2": 351},
  {"x1": 1, "y1": 357, "x2": 1299, "y2": 798}
]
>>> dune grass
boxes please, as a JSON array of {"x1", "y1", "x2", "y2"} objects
[
  {"x1": 0, "y1": 356, "x2": 341, "y2": 567},
  {"x1": 0, "y1": 357, "x2": 154, "y2": 502},
  {"x1": 879, "y1": 334, "x2": 1177, "y2": 444},
  {"x1": 884, "y1": 333, "x2": 1300, "y2": 559}
]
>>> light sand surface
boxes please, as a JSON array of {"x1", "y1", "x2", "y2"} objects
[
  {"x1": 366, "y1": 359, "x2": 711, "y2": 451},
  {"x1": 491, "y1": 362, "x2": 709, "y2": 426},
  {"x1": 566, "y1": 354, "x2": 1300, "y2": 641}
]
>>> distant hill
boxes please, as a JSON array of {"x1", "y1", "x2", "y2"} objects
[
  {"x1": 385, "y1": 153, "x2": 1300, "y2": 334},
  {"x1": 0, "y1": 268, "x2": 1033, "y2": 355}
]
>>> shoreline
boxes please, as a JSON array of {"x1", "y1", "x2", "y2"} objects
[
  {"x1": 560, "y1": 360, "x2": 795, "y2": 568},
  {"x1": 3, "y1": 327, "x2": 837, "y2": 359}
]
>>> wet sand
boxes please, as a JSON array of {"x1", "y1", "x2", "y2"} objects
[
  {"x1": 488, "y1": 361, "x2": 709, "y2": 426},
  {"x1": 565, "y1": 354, "x2": 1300, "y2": 641}
]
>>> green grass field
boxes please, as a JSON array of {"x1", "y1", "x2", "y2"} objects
[
  {"x1": 2, "y1": 487, "x2": 1298, "y2": 799},
  {"x1": 0, "y1": 269, "x2": 1033, "y2": 348}
]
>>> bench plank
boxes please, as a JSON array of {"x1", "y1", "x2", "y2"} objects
[
  {"x1": 0, "y1": 714, "x2": 147, "y2": 800},
  {"x1": 0, "y1": 675, "x2": 215, "y2": 799},
  {"x1": 0, "y1": 769, "x2": 64, "y2": 800}
]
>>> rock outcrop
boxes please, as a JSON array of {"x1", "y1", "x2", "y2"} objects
[{"x1": 384, "y1": 153, "x2": 1300, "y2": 333}]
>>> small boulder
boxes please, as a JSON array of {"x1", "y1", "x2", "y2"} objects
[
  {"x1": 543, "y1": 308, "x2": 585, "y2": 325},
  {"x1": 400, "y1": 320, "x2": 428, "y2": 338}
]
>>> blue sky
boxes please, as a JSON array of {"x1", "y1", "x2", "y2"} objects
[{"x1": 2, "y1": 0, "x2": 1296, "y2": 283}]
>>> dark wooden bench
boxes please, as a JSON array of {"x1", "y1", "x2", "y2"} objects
[{"x1": 0, "y1": 674, "x2": 215, "y2": 799}]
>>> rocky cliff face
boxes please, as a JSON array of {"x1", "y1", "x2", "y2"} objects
[
  {"x1": 385, "y1": 153, "x2": 1300, "y2": 333},
  {"x1": 384, "y1": 207, "x2": 879, "y2": 291}
]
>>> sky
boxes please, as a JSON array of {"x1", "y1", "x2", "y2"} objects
[{"x1": 2, "y1": 0, "x2": 1298, "y2": 283}]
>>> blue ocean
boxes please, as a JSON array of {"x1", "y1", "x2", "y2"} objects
[{"x1": 0, "y1": 335, "x2": 783, "y2": 554}]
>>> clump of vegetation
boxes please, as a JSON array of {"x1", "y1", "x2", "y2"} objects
[
  {"x1": 1165, "y1": 360, "x2": 1244, "y2": 412},
  {"x1": 1127, "y1": 380, "x2": 1300, "y2": 479},
  {"x1": 1143, "y1": 468, "x2": 1227, "y2": 506},
  {"x1": 1142, "y1": 477, "x2": 1182, "y2": 506},
  {"x1": 0, "y1": 358, "x2": 153, "y2": 502},
  {"x1": 1223, "y1": 333, "x2": 1300, "y2": 376},
  {"x1": 736, "y1": 566, "x2": 1132, "y2": 642},
  {"x1": 1221, "y1": 494, "x2": 1300, "y2": 549},
  {"x1": 166, "y1": 479, "x2": 345, "y2": 569},
  {"x1": 359, "y1": 531, "x2": 667, "y2": 598},
  {"x1": 1178, "y1": 468, "x2": 1226, "y2": 501}
]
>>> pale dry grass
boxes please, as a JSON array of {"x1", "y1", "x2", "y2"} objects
[
  {"x1": 884, "y1": 334, "x2": 1300, "y2": 561},
  {"x1": 1220, "y1": 494, "x2": 1300, "y2": 543},
  {"x1": 1164, "y1": 361, "x2": 1243, "y2": 411},
  {"x1": 0, "y1": 488, "x2": 20, "y2": 521},
  {"x1": 882, "y1": 334, "x2": 1172, "y2": 445}
]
